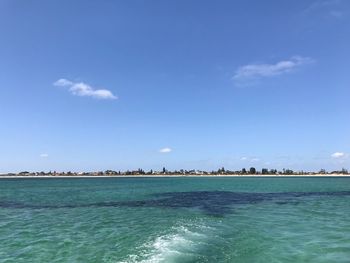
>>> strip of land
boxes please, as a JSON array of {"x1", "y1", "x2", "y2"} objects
[{"x1": 0, "y1": 174, "x2": 349, "y2": 178}]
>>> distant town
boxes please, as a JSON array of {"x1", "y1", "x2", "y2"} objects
[{"x1": 1, "y1": 167, "x2": 349, "y2": 177}]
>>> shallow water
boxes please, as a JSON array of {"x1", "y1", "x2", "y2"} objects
[{"x1": 1, "y1": 177, "x2": 350, "y2": 262}]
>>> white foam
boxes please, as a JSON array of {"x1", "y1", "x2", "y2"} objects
[{"x1": 120, "y1": 223, "x2": 210, "y2": 263}]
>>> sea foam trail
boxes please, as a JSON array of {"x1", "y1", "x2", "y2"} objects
[{"x1": 120, "y1": 222, "x2": 212, "y2": 263}]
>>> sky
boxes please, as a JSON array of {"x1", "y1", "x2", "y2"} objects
[{"x1": 0, "y1": 0, "x2": 349, "y2": 173}]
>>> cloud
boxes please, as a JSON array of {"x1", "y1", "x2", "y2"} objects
[
  {"x1": 250, "y1": 158, "x2": 260, "y2": 162},
  {"x1": 305, "y1": 0, "x2": 340, "y2": 12},
  {"x1": 54, "y1": 79, "x2": 73, "y2": 87},
  {"x1": 159, "y1": 147, "x2": 172, "y2": 153},
  {"x1": 240, "y1": 156, "x2": 260, "y2": 162},
  {"x1": 303, "y1": 0, "x2": 345, "y2": 19},
  {"x1": 40, "y1": 153, "x2": 49, "y2": 158},
  {"x1": 53, "y1": 78, "x2": 117, "y2": 100},
  {"x1": 233, "y1": 56, "x2": 314, "y2": 81},
  {"x1": 331, "y1": 152, "x2": 347, "y2": 159}
]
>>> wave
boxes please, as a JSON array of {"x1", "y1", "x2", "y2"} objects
[{"x1": 119, "y1": 222, "x2": 212, "y2": 263}]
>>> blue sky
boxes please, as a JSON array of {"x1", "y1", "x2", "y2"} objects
[{"x1": 0, "y1": 0, "x2": 349, "y2": 173}]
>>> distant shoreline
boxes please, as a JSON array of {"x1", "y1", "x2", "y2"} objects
[{"x1": 0, "y1": 174, "x2": 349, "y2": 179}]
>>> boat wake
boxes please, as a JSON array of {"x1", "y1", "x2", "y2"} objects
[{"x1": 119, "y1": 221, "x2": 213, "y2": 263}]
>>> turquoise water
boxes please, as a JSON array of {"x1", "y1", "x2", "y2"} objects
[{"x1": 1, "y1": 177, "x2": 350, "y2": 262}]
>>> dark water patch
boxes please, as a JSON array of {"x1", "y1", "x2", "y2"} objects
[{"x1": 1, "y1": 191, "x2": 350, "y2": 216}]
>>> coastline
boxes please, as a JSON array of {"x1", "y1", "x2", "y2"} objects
[{"x1": 0, "y1": 174, "x2": 349, "y2": 179}]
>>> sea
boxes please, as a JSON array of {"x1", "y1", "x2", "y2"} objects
[{"x1": 1, "y1": 177, "x2": 350, "y2": 262}]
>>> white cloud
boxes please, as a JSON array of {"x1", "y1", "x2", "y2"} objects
[
  {"x1": 40, "y1": 153, "x2": 49, "y2": 158},
  {"x1": 303, "y1": 0, "x2": 345, "y2": 19},
  {"x1": 304, "y1": 0, "x2": 341, "y2": 12},
  {"x1": 53, "y1": 78, "x2": 73, "y2": 87},
  {"x1": 240, "y1": 156, "x2": 260, "y2": 162},
  {"x1": 331, "y1": 152, "x2": 347, "y2": 159},
  {"x1": 233, "y1": 56, "x2": 314, "y2": 81},
  {"x1": 159, "y1": 147, "x2": 172, "y2": 153},
  {"x1": 53, "y1": 78, "x2": 117, "y2": 100},
  {"x1": 305, "y1": 0, "x2": 339, "y2": 12}
]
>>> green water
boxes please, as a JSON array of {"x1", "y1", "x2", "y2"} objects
[{"x1": 1, "y1": 177, "x2": 350, "y2": 262}]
